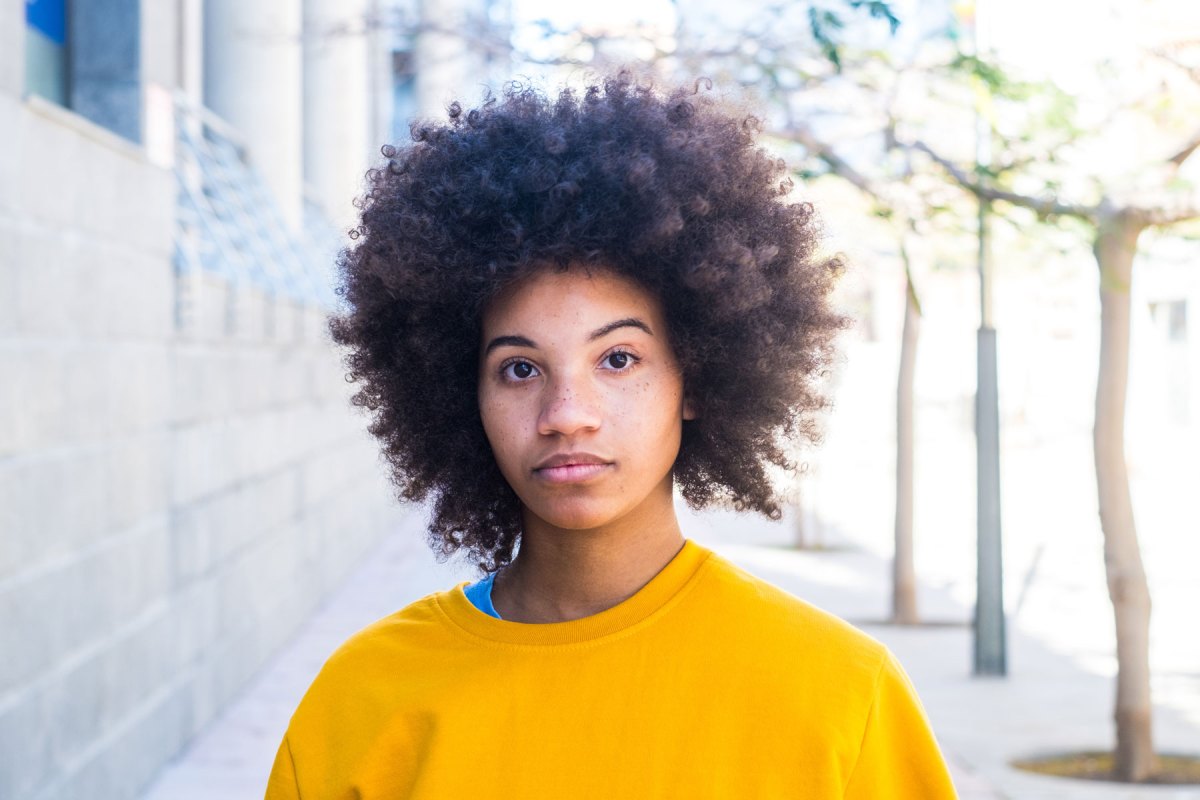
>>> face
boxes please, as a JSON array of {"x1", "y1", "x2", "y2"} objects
[{"x1": 478, "y1": 265, "x2": 696, "y2": 533}]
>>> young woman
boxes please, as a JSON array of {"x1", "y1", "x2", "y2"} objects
[{"x1": 265, "y1": 72, "x2": 958, "y2": 799}]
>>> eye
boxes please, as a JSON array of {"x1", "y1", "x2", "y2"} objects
[
  {"x1": 602, "y1": 349, "x2": 640, "y2": 372},
  {"x1": 500, "y1": 359, "x2": 540, "y2": 382}
]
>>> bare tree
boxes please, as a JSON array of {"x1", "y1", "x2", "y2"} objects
[
  {"x1": 780, "y1": 119, "x2": 937, "y2": 621},
  {"x1": 905, "y1": 135, "x2": 1200, "y2": 780},
  {"x1": 893, "y1": 239, "x2": 922, "y2": 624}
]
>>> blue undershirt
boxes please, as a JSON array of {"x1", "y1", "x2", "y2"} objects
[{"x1": 463, "y1": 571, "x2": 502, "y2": 619}]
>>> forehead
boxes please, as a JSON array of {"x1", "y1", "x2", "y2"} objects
[{"x1": 480, "y1": 265, "x2": 664, "y2": 336}]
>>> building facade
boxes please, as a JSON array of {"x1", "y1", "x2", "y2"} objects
[{"x1": 1, "y1": 2, "x2": 505, "y2": 798}]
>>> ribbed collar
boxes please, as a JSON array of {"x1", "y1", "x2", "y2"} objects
[{"x1": 435, "y1": 538, "x2": 714, "y2": 646}]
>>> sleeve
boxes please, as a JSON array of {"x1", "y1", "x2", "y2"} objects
[
  {"x1": 264, "y1": 734, "x2": 302, "y2": 800},
  {"x1": 841, "y1": 648, "x2": 959, "y2": 800}
]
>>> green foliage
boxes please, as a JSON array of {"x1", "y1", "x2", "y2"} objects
[
  {"x1": 939, "y1": 50, "x2": 1084, "y2": 189},
  {"x1": 847, "y1": 0, "x2": 901, "y2": 34},
  {"x1": 808, "y1": 7, "x2": 847, "y2": 72},
  {"x1": 972, "y1": 162, "x2": 1001, "y2": 181},
  {"x1": 947, "y1": 53, "x2": 1030, "y2": 100},
  {"x1": 807, "y1": 0, "x2": 901, "y2": 73}
]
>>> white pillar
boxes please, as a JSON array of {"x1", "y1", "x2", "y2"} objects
[
  {"x1": 204, "y1": 0, "x2": 304, "y2": 229},
  {"x1": 180, "y1": 0, "x2": 205, "y2": 105},
  {"x1": 303, "y1": 0, "x2": 372, "y2": 230},
  {"x1": 0, "y1": 0, "x2": 21, "y2": 96}
]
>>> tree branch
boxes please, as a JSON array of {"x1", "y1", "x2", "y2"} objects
[
  {"x1": 1136, "y1": 204, "x2": 1200, "y2": 227},
  {"x1": 900, "y1": 139, "x2": 1198, "y2": 228},
  {"x1": 1166, "y1": 128, "x2": 1200, "y2": 169},
  {"x1": 1150, "y1": 46, "x2": 1200, "y2": 88},
  {"x1": 901, "y1": 139, "x2": 1097, "y2": 221},
  {"x1": 774, "y1": 123, "x2": 886, "y2": 202}
]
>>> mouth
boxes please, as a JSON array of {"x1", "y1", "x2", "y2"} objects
[
  {"x1": 533, "y1": 462, "x2": 614, "y2": 484},
  {"x1": 532, "y1": 451, "x2": 614, "y2": 484}
]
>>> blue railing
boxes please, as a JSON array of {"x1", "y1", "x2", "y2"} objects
[{"x1": 172, "y1": 91, "x2": 343, "y2": 311}]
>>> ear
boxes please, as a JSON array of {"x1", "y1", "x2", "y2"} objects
[{"x1": 683, "y1": 395, "x2": 698, "y2": 421}]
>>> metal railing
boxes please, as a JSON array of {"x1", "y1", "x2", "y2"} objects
[{"x1": 172, "y1": 91, "x2": 343, "y2": 311}]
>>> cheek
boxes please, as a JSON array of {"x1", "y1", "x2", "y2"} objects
[
  {"x1": 477, "y1": 388, "x2": 508, "y2": 449},
  {"x1": 478, "y1": 390, "x2": 528, "y2": 467},
  {"x1": 625, "y1": 376, "x2": 684, "y2": 443}
]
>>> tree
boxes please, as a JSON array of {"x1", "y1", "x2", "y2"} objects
[
  {"x1": 890, "y1": 19, "x2": 1200, "y2": 779},
  {"x1": 781, "y1": 122, "x2": 935, "y2": 624},
  {"x1": 906, "y1": 143, "x2": 1199, "y2": 782}
]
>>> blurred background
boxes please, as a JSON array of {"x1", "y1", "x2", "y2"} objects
[{"x1": 2, "y1": 0, "x2": 1198, "y2": 797}]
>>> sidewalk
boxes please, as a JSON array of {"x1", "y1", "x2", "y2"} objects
[{"x1": 140, "y1": 504, "x2": 1200, "y2": 800}]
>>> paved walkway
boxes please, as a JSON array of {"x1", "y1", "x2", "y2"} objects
[{"x1": 140, "y1": 503, "x2": 1200, "y2": 800}]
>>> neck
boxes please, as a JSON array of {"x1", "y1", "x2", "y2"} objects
[{"x1": 491, "y1": 478, "x2": 686, "y2": 624}]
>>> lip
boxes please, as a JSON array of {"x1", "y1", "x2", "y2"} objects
[
  {"x1": 534, "y1": 452, "x2": 611, "y2": 470},
  {"x1": 532, "y1": 452, "x2": 614, "y2": 484}
]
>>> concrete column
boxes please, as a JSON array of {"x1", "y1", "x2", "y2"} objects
[
  {"x1": 302, "y1": 0, "x2": 371, "y2": 230},
  {"x1": 204, "y1": 0, "x2": 304, "y2": 229},
  {"x1": 0, "y1": 0, "x2": 22, "y2": 95},
  {"x1": 140, "y1": 0, "x2": 180, "y2": 91},
  {"x1": 180, "y1": 0, "x2": 204, "y2": 104}
]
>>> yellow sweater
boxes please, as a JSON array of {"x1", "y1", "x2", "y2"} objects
[{"x1": 265, "y1": 539, "x2": 958, "y2": 799}]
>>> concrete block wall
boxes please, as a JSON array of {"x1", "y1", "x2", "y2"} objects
[{"x1": 0, "y1": 79, "x2": 402, "y2": 800}]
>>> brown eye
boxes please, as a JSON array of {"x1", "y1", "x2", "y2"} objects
[
  {"x1": 602, "y1": 350, "x2": 639, "y2": 371},
  {"x1": 501, "y1": 360, "x2": 538, "y2": 381}
]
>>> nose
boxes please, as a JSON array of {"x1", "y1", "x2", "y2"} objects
[{"x1": 537, "y1": 370, "x2": 603, "y2": 437}]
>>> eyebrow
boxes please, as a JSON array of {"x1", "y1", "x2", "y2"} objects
[{"x1": 483, "y1": 317, "x2": 654, "y2": 357}]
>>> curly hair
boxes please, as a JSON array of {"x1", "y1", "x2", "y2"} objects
[{"x1": 329, "y1": 71, "x2": 850, "y2": 574}]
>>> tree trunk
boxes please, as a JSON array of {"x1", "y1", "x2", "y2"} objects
[
  {"x1": 893, "y1": 258, "x2": 921, "y2": 624},
  {"x1": 1092, "y1": 209, "x2": 1158, "y2": 782},
  {"x1": 792, "y1": 474, "x2": 809, "y2": 549}
]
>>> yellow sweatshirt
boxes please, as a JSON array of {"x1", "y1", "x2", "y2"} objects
[{"x1": 265, "y1": 539, "x2": 958, "y2": 799}]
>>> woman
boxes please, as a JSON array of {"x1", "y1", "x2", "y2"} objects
[{"x1": 265, "y1": 71, "x2": 959, "y2": 799}]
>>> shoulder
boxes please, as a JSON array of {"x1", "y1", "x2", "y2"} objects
[
  {"x1": 683, "y1": 548, "x2": 909, "y2": 769},
  {"x1": 325, "y1": 589, "x2": 450, "y2": 664},
  {"x1": 286, "y1": 586, "x2": 463, "y2": 726},
  {"x1": 691, "y1": 548, "x2": 889, "y2": 684}
]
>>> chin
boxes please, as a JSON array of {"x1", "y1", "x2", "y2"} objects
[{"x1": 525, "y1": 498, "x2": 627, "y2": 531}]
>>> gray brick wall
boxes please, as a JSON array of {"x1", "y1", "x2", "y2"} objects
[{"x1": 0, "y1": 68, "x2": 401, "y2": 800}]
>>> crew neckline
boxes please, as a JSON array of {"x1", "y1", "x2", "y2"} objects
[{"x1": 437, "y1": 538, "x2": 714, "y2": 646}]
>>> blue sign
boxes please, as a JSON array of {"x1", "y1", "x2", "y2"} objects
[{"x1": 26, "y1": 0, "x2": 66, "y2": 45}]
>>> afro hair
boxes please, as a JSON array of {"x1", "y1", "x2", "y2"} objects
[{"x1": 329, "y1": 71, "x2": 850, "y2": 573}]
